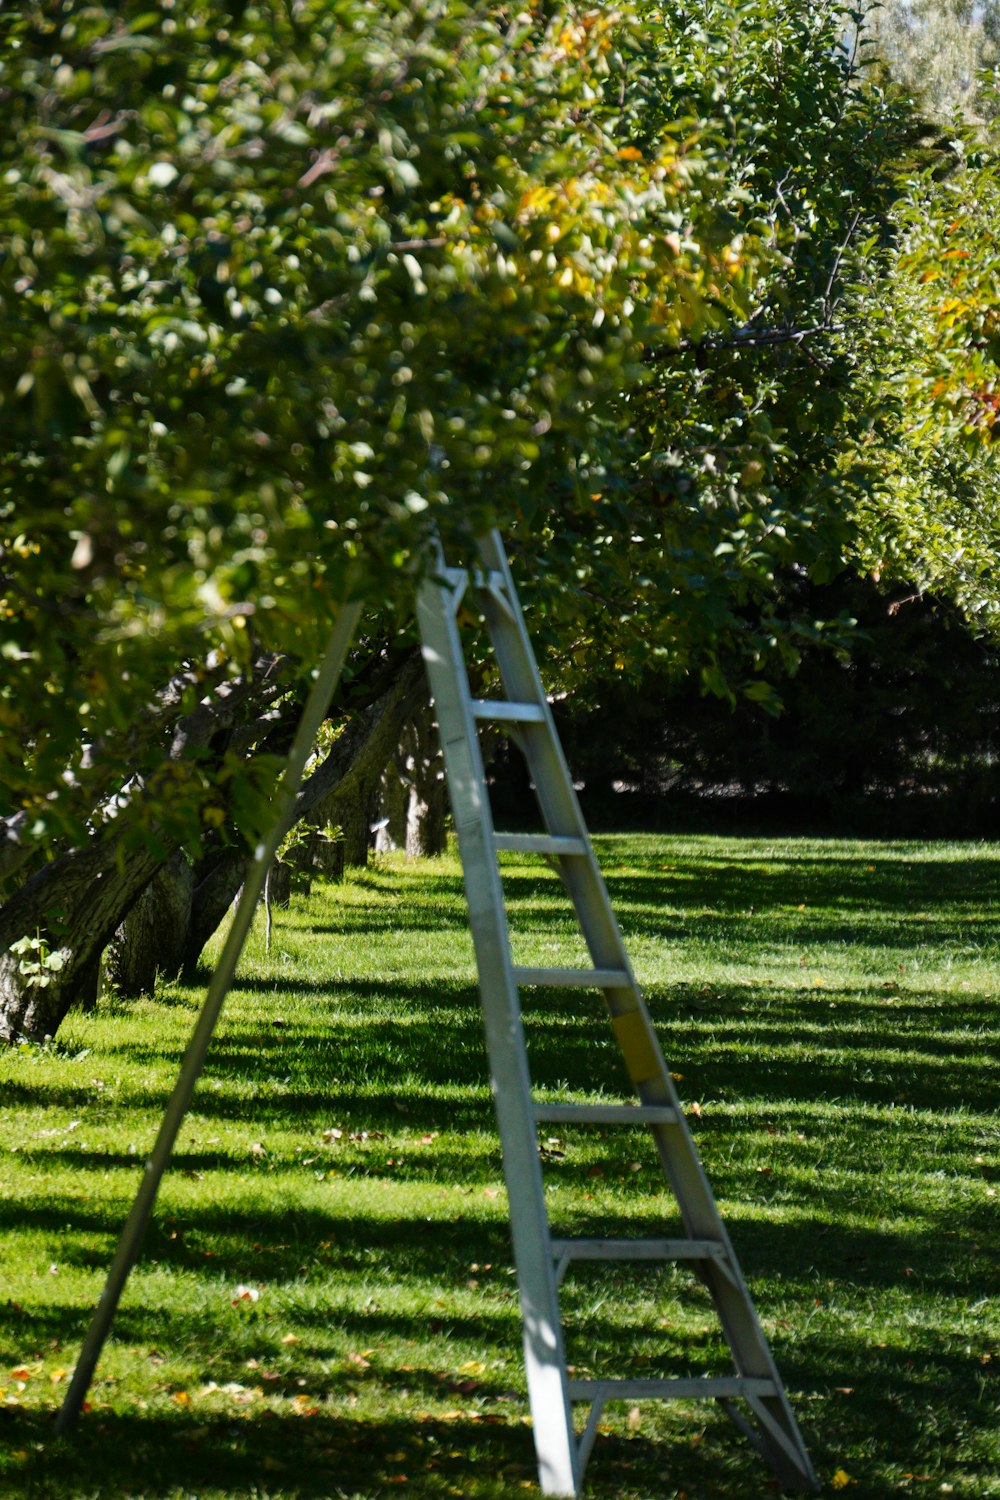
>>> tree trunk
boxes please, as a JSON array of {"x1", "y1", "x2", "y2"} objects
[
  {"x1": 104, "y1": 852, "x2": 194, "y2": 999},
  {"x1": 304, "y1": 829, "x2": 345, "y2": 880},
  {"x1": 402, "y1": 701, "x2": 448, "y2": 858},
  {"x1": 0, "y1": 837, "x2": 164, "y2": 1043},
  {"x1": 0, "y1": 652, "x2": 426, "y2": 1043},
  {"x1": 375, "y1": 767, "x2": 408, "y2": 853},
  {"x1": 312, "y1": 653, "x2": 426, "y2": 868},
  {"x1": 268, "y1": 861, "x2": 292, "y2": 908},
  {"x1": 178, "y1": 847, "x2": 252, "y2": 979},
  {"x1": 175, "y1": 652, "x2": 425, "y2": 975}
]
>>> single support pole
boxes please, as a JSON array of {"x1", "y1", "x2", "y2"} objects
[{"x1": 55, "y1": 600, "x2": 361, "y2": 1435}]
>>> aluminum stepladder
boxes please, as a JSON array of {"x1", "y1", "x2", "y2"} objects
[{"x1": 416, "y1": 532, "x2": 817, "y2": 1498}]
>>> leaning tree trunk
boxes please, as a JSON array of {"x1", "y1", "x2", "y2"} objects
[
  {"x1": 375, "y1": 765, "x2": 408, "y2": 853},
  {"x1": 0, "y1": 652, "x2": 426, "y2": 1042},
  {"x1": 0, "y1": 835, "x2": 166, "y2": 1043},
  {"x1": 311, "y1": 653, "x2": 426, "y2": 870},
  {"x1": 104, "y1": 852, "x2": 194, "y2": 999},
  {"x1": 0, "y1": 656, "x2": 290, "y2": 1043},
  {"x1": 170, "y1": 651, "x2": 426, "y2": 977}
]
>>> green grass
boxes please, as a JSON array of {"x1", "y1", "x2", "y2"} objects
[{"x1": 1, "y1": 835, "x2": 998, "y2": 1499}]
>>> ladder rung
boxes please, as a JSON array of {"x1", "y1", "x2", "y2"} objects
[
  {"x1": 494, "y1": 833, "x2": 588, "y2": 856},
  {"x1": 512, "y1": 966, "x2": 632, "y2": 989},
  {"x1": 471, "y1": 699, "x2": 546, "y2": 723},
  {"x1": 567, "y1": 1376, "x2": 779, "y2": 1403},
  {"x1": 534, "y1": 1102, "x2": 679, "y2": 1125},
  {"x1": 551, "y1": 1237, "x2": 728, "y2": 1264}
]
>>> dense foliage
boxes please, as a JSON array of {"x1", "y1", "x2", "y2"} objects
[
  {"x1": 1, "y1": 0, "x2": 999, "y2": 1040},
  {"x1": 851, "y1": 147, "x2": 1000, "y2": 631},
  {"x1": 853, "y1": 0, "x2": 1000, "y2": 125},
  {"x1": 0, "y1": 0, "x2": 761, "y2": 857}
]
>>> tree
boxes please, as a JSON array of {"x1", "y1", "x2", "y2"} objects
[
  {"x1": 849, "y1": 0, "x2": 1000, "y2": 125},
  {"x1": 4, "y1": 0, "x2": 995, "y2": 1046},
  {"x1": 522, "y1": 0, "x2": 920, "y2": 708},
  {"x1": 847, "y1": 134, "x2": 1000, "y2": 631},
  {"x1": 0, "y1": 0, "x2": 762, "y2": 1041}
]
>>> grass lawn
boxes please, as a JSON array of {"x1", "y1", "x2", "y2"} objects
[{"x1": 0, "y1": 834, "x2": 998, "y2": 1500}]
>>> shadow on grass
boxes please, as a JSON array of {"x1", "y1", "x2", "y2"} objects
[
  {"x1": 2, "y1": 1331, "x2": 997, "y2": 1500},
  {"x1": 11, "y1": 958, "x2": 997, "y2": 1123},
  {"x1": 4, "y1": 840, "x2": 999, "y2": 1498}
]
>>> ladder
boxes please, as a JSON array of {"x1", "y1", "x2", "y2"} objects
[{"x1": 416, "y1": 531, "x2": 817, "y2": 1498}]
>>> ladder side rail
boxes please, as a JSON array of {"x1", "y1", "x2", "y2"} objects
[
  {"x1": 608, "y1": 992, "x2": 810, "y2": 1431},
  {"x1": 470, "y1": 536, "x2": 817, "y2": 1492},
  {"x1": 596, "y1": 1027, "x2": 802, "y2": 1398},
  {"x1": 415, "y1": 567, "x2": 580, "y2": 1498},
  {"x1": 472, "y1": 536, "x2": 790, "y2": 1372},
  {"x1": 473, "y1": 533, "x2": 636, "y2": 978}
]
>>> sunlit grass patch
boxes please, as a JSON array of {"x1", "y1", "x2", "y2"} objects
[{"x1": 1, "y1": 835, "x2": 998, "y2": 1498}]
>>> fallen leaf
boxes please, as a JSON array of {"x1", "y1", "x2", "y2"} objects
[
  {"x1": 627, "y1": 1405, "x2": 641, "y2": 1430},
  {"x1": 689, "y1": 1101, "x2": 703, "y2": 1118},
  {"x1": 346, "y1": 1351, "x2": 371, "y2": 1369},
  {"x1": 831, "y1": 1471, "x2": 851, "y2": 1491},
  {"x1": 232, "y1": 1284, "x2": 260, "y2": 1305},
  {"x1": 172, "y1": 1390, "x2": 191, "y2": 1407},
  {"x1": 280, "y1": 1333, "x2": 298, "y2": 1345}
]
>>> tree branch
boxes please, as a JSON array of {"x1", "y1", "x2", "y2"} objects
[{"x1": 648, "y1": 320, "x2": 843, "y2": 360}]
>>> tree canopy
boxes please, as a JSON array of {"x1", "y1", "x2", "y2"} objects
[
  {"x1": 1, "y1": 0, "x2": 761, "y2": 853},
  {"x1": 852, "y1": 0, "x2": 1000, "y2": 126},
  {"x1": 2, "y1": 0, "x2": 999, "y2": 1041}
]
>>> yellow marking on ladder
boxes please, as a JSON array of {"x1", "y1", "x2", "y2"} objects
[{"x1": 612, "y1": 1010, "x2": 661, "y2": 1085}]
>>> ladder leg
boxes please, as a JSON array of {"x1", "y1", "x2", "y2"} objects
[{"x1": 417, "y1": 569, "x2": 580, "y2": 1496}]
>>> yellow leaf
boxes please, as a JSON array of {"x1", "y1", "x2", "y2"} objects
[
  {"x1": 831, "y1": 1470, "x2": 851, "y2": 1490},
  {"x1": 172, "y1": 1390, "x2": 191, "y2": 1406}
]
